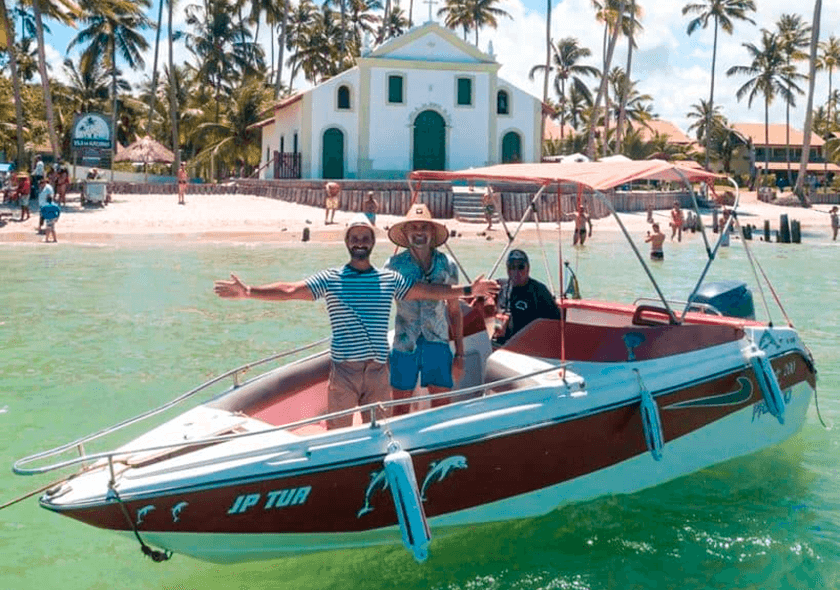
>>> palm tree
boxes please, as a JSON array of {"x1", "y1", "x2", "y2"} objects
[
  {"x1": 615, "y1": 0, "x2": 642, "y2": 154},
  {"x1": 184, "y1": 0, "x2": 264, "y2": 121},
  {"x1": 726, "y1": 31, "x2": 805, "y2": 188},
  {"x1": 32, "y1": 0, "x2": 79, "y2": 161},
  {"x1": 438, "y1": 0, "x2": 510, "y2": 46},
  {"x1": 682, "y1": 0, "x2": 757, "y2": 169},
  {"x1": 71, "y1": 0, "x2": 152, "y2": 171},
  {"x1": 190, "y1": 75, "x2": 273, "y2": 180},
  {"x1": 1, "y1": 0, "x2": 26, "y2": 167},
  {"x1": 346, "y1": 0, "x2": 381, "y2": 52},
  {"x1": 528, "y1": 37, "x2": 599, "y2": 143},
  {"x1": 168, "y1": 0, "x2": 180, "y2": 172},
  {"x1": 587, "y1": 0, "x2": 627, "y2": 159},
  {"x1": 792, "y1": 0, "x2": 821, "y2": 202},
  {"x1": 61, "y1": 55, "x2": 110, "y2": 113},
  {"x1": 816, "y1": 36, "x2": 840, "y2": 136},
  {"x1": 685, "y1": 98, "x2": 726, "y2": 145},
  {"x1": 379, "y1": 3, "x2": 409, "y2": 43},
  {"x1": 773, "y1": 13, "x2": 810, "y2": 186}
]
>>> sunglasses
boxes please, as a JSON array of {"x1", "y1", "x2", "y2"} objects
[{"x1": 507, "y1": 263, "x2": 527, "y2": 271}]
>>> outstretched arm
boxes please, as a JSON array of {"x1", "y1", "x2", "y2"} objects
[
  {"x1": 214, "y1": 273, "x2": 314, "y2": 301},
  {"x1": 405, "y1": 274, "x2": 499, "y2": 301}
]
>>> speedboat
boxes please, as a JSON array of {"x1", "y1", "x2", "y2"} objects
[{"x1": 13, "y1": 160, "x2": 816, "y2": 564}]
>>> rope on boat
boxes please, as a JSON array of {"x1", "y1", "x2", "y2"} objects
[
  {"x1": 109, "y1": 484, "x2": 172, "y2": 563},
  {"x1": 634, "y1": 370, "x2": 663, "y2": 461},
  {"x1": 734, "y1": 218, "x2": 775, "y2": 325}
]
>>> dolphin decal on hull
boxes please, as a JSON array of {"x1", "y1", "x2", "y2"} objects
[{"x1": 664, "y1": 377, "x2": 753, "y2": 410}]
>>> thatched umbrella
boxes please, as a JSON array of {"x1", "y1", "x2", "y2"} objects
[{"x1": 114, "y1": 135, "x2": 175, "y2": 181}]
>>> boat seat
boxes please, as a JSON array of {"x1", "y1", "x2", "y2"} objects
[{"x1": 482, "y1": 350, "x2": 544, "y2": 395}]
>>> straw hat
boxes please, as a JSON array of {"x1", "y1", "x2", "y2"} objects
[{"x1": 388, "y1": 203, "x2": 449, "y2": 249}]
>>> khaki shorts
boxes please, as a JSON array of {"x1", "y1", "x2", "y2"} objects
[
  {"x1": 327, "y1": 360, "x2": 389, "y2": 429},
  {"x1": 325, "y1": 197, "x2": 339, "y2": 210}
]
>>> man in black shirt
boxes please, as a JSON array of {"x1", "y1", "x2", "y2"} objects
[{"x1": 493, "y1": 249, "x2": 561, "y2": 345}]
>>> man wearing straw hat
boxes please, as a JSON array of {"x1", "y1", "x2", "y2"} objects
[{"x1": 386, "y1": 204, "x2": 464, "y2": 415}]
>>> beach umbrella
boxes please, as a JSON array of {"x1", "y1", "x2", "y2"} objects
[{"x1": 114, "y1": 135, "x2": 175, "y2": 182}]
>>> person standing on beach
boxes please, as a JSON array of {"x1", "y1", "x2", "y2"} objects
[
  {"x1": 37, "y1": 176, "x2": 54, "y2": 232},
  {"x1": 17, "y1": 173, "x2": 31, "y2": 221},
  {"x1": 213, "y1": 214, "x2": 498, "y2": 429},
  {"x1": 31, "y1": 156, "x2": 44, "y2": 202},
  {"x1": 324, "y1": 182, "x2": 340, "y2": 224},
  {"x1": 573, "y1": 205, "x2": 592, "y2": 245},
  {"x1": 670, "y1": 201, "x2": 683, "y2": 242},
  {"x1": 177, "y1": 163, "x2": 188, "y2": 205},
  {"x1": 56, "y1": 165, "x2": 69, "y2": 206},
  {"x1": 482, "y1": 187, "x2": 497, "y2": 231},
  {"x1": 830, "y1": 206, "x2": 839, "y2": 241},
  {"x1": 385, "y1": 204, "x2": 464, "y2": 416},
  {"x1": 41, "y1": 195, "x2": 60, "y2": 243},
  {"x1": 363, "y1": 191, "x2": 379, "y2": 225},
  {"x1": 645, "y1": 223, "x2": 665, "y2": 261}
]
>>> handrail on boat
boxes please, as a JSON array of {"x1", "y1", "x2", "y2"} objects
[
  {"x1": 13, "y1": 363, "x2": 568, "y2": 477},
  {"x1": 12, "y1": 338, "x2": 330, "y2": 475}
]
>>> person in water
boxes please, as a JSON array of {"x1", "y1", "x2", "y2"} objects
[
  {"x1": 573, "y1": 205, "x2": 592, "y2": 246},
  {"x1": 214, "y1": 214, "x2": 498, "y2": 429},
  {"x1": 645, "y1": 223, "x2": 665, "y2": 261},
  {"x1": 385, "y1": 204, "x2": 464, "y2": 415}
]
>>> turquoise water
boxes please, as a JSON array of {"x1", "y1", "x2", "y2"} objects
[{"x1": 1, "y1": 229, "x2": 839, "y2": 589}]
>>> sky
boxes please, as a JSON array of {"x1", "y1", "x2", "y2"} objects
[{"x1": 21, "y1": 0, "x2": 840, "y2": 136}]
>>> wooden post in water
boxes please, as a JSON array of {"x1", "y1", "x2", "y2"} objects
[
  {"x1": 791, "y1": 219, "x2": 801, "y2": 243},
  {"x1": 764, "y1": 220, "x2": 771, "y2": 242},
  {"x1": 779, "y1": 214, "x2": 791, "y2": 243},
  {"x1": 712, "y1": 208, "x2": 719, "y2": 233}
]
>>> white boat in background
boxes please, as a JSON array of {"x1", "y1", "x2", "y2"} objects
[{"x1": 13, "y1": 160, "x2": 816, "y2": 564}]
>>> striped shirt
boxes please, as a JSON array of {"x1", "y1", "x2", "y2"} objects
[{"x1": 305, "y1": 265, "x2": 413, "y2": 363}]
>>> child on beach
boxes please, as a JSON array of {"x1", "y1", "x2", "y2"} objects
[
  {"x1": 41, "y1": 195, "x2": 60, "y2": 242},
  {"x1": 324, "y1": 182, "x2": 340, "y2": 225}
]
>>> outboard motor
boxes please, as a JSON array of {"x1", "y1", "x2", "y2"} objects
[{"x1": 691, "y1": 281, "x2": 755, "y2": 319}]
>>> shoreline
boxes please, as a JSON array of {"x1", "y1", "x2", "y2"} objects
[{"x1": 0, "y1": 190, "x2": 837, "y2": 245}]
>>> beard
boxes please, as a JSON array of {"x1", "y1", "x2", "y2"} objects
[
  {"x1": 349, "y1": 246, "x2": 371, "y2": 260},
  {"x1": 408, "y1": 233, "x2": 430, "y2": 248}
]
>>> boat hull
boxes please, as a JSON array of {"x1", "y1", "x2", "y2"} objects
[{"x1": 42, "y1": 348, "x2": 815, "y2": 563}]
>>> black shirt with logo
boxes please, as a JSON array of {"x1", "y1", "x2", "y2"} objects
[{"x1": 495, "y1": 278, "x2": 561, "y2": 344}]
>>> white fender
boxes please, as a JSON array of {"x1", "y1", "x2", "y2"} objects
[
  {"x1": 640, "y1": 387, "x2": 663, "y2": 461},
  {"x1": 384, "y1": 446, "x2": 431, "y2": 563},
  {"x1": 748, "y1": 347, "x2": 785, "y2": 424}
]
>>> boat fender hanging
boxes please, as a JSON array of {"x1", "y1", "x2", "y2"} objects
[
  {"x1": 634, "y1": 370, "x2": 663, "y2": 461},
  {"x1": 383, "y1": 444, "x2": 431, "y2": 563},
  {"x1": 748, "y1": 347, "x2": 785, "y2": 424}
]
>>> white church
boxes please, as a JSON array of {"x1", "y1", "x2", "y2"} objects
[{"x1": 257, "y1": 22, "x2": 545, "y2": 180}]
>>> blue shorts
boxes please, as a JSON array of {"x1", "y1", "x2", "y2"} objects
[{"x1": 389, "y1": 338, "x2": 453, "y2": 391}]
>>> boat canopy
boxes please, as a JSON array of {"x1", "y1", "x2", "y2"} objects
[{"x1": 409, "y1": 160, "x2": 723, "y2": 192}]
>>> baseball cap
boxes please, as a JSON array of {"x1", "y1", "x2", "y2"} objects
[
  {"x1": 507, "y1": 249, "x2": 529, "y2": 265},
  {"x1": 344, "y1": 213, "x2": 376, "y2": 240}
]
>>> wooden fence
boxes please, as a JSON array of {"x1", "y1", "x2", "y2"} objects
[{"x1": 103, "y1": 179, "x2": 710, "y2": 222}]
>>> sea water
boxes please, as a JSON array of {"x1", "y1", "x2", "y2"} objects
[{"x1": 0, "y1": 230, "x2": 838, "y2": 590}]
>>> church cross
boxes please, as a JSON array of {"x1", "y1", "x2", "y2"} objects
[{"x1": 424, "y1": 0, "x2": 436, "y2": 23}]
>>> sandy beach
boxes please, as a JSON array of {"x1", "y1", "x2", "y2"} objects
[{"x1": 0, "y1": 188, "x2": 836, "y2": 245}]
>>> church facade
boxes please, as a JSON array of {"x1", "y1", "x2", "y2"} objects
[{"x1": 258, "y1": 22, "x2": 544, "y2": 180}]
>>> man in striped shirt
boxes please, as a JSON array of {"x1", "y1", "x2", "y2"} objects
[{"x1": 214, "y1": 214, "x2": 498, "y2": 429}]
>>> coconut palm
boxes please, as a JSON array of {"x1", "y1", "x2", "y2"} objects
[
  {"x1": 773, "y1": 13, "x2": 810, "y2": 185},
  {"x1": 379, "y1": 3, "x2": 409, "y2": 43},
  {"x1": 61, "y1": 55, "x2": 110, "y2": 113},
  {"x1": 686, "y1": 98, "x2": 726, "y2": 145},
  {"x1": 438, "y1": 0, "x2": 510, "y2": 46},
  {"x1": 284, "y1": 0, "x2": 318, "y2": 92},
  {"x1": 726, "y1": 30, "x2": 805, "y2": 188},
  {"x1": 31, "y1": 0, "x2": 79, "y2": 160},
  {"x1": 184, "y1": 0, "x2": 264, "y2": 120},
  {"x1": 190, "y1": 75, "x2": 273, "y2": 181},
  {"x1": 792, "y1": 0, "x2": 821, "y2": 201},
  {"x1": 615, "y1": 0, "x2": 643, "y2": 154},
  {"x1": 586, "y1": 0, "x2": 628, "y2": 159},
  {"x1": 168, "y1": 0, "x2": 180, "y2": 171},
  {"x1": 1, "y1": 0, "x2": 27, "y2": 167},
  {"x1": 816, "y1": 36, "x2": 840, "y2": 135},
  {"x1": 529, "y1": 37, "x2": 599, "y2": 143},
  {"x1": 346, "y1": 0, "x2": 382, "y2": 52},
  {"x1": 71, "y1": 0, "x2": 152, "y2": 168},
  {"x1": 682, "y1": 0, "x2": 757, "y2": 169}
]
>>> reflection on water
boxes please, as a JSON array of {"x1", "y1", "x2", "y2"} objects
[{"x1": 0, "y1": 234, "x2": 838, "y2": 590}]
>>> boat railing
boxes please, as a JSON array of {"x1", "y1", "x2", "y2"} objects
[
  {"x1": 12, "y1": 338, "x2": 330, "y2": 475},
  {"x1": 14, "y1": 362, "x2": 567, "y2": 477}
]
